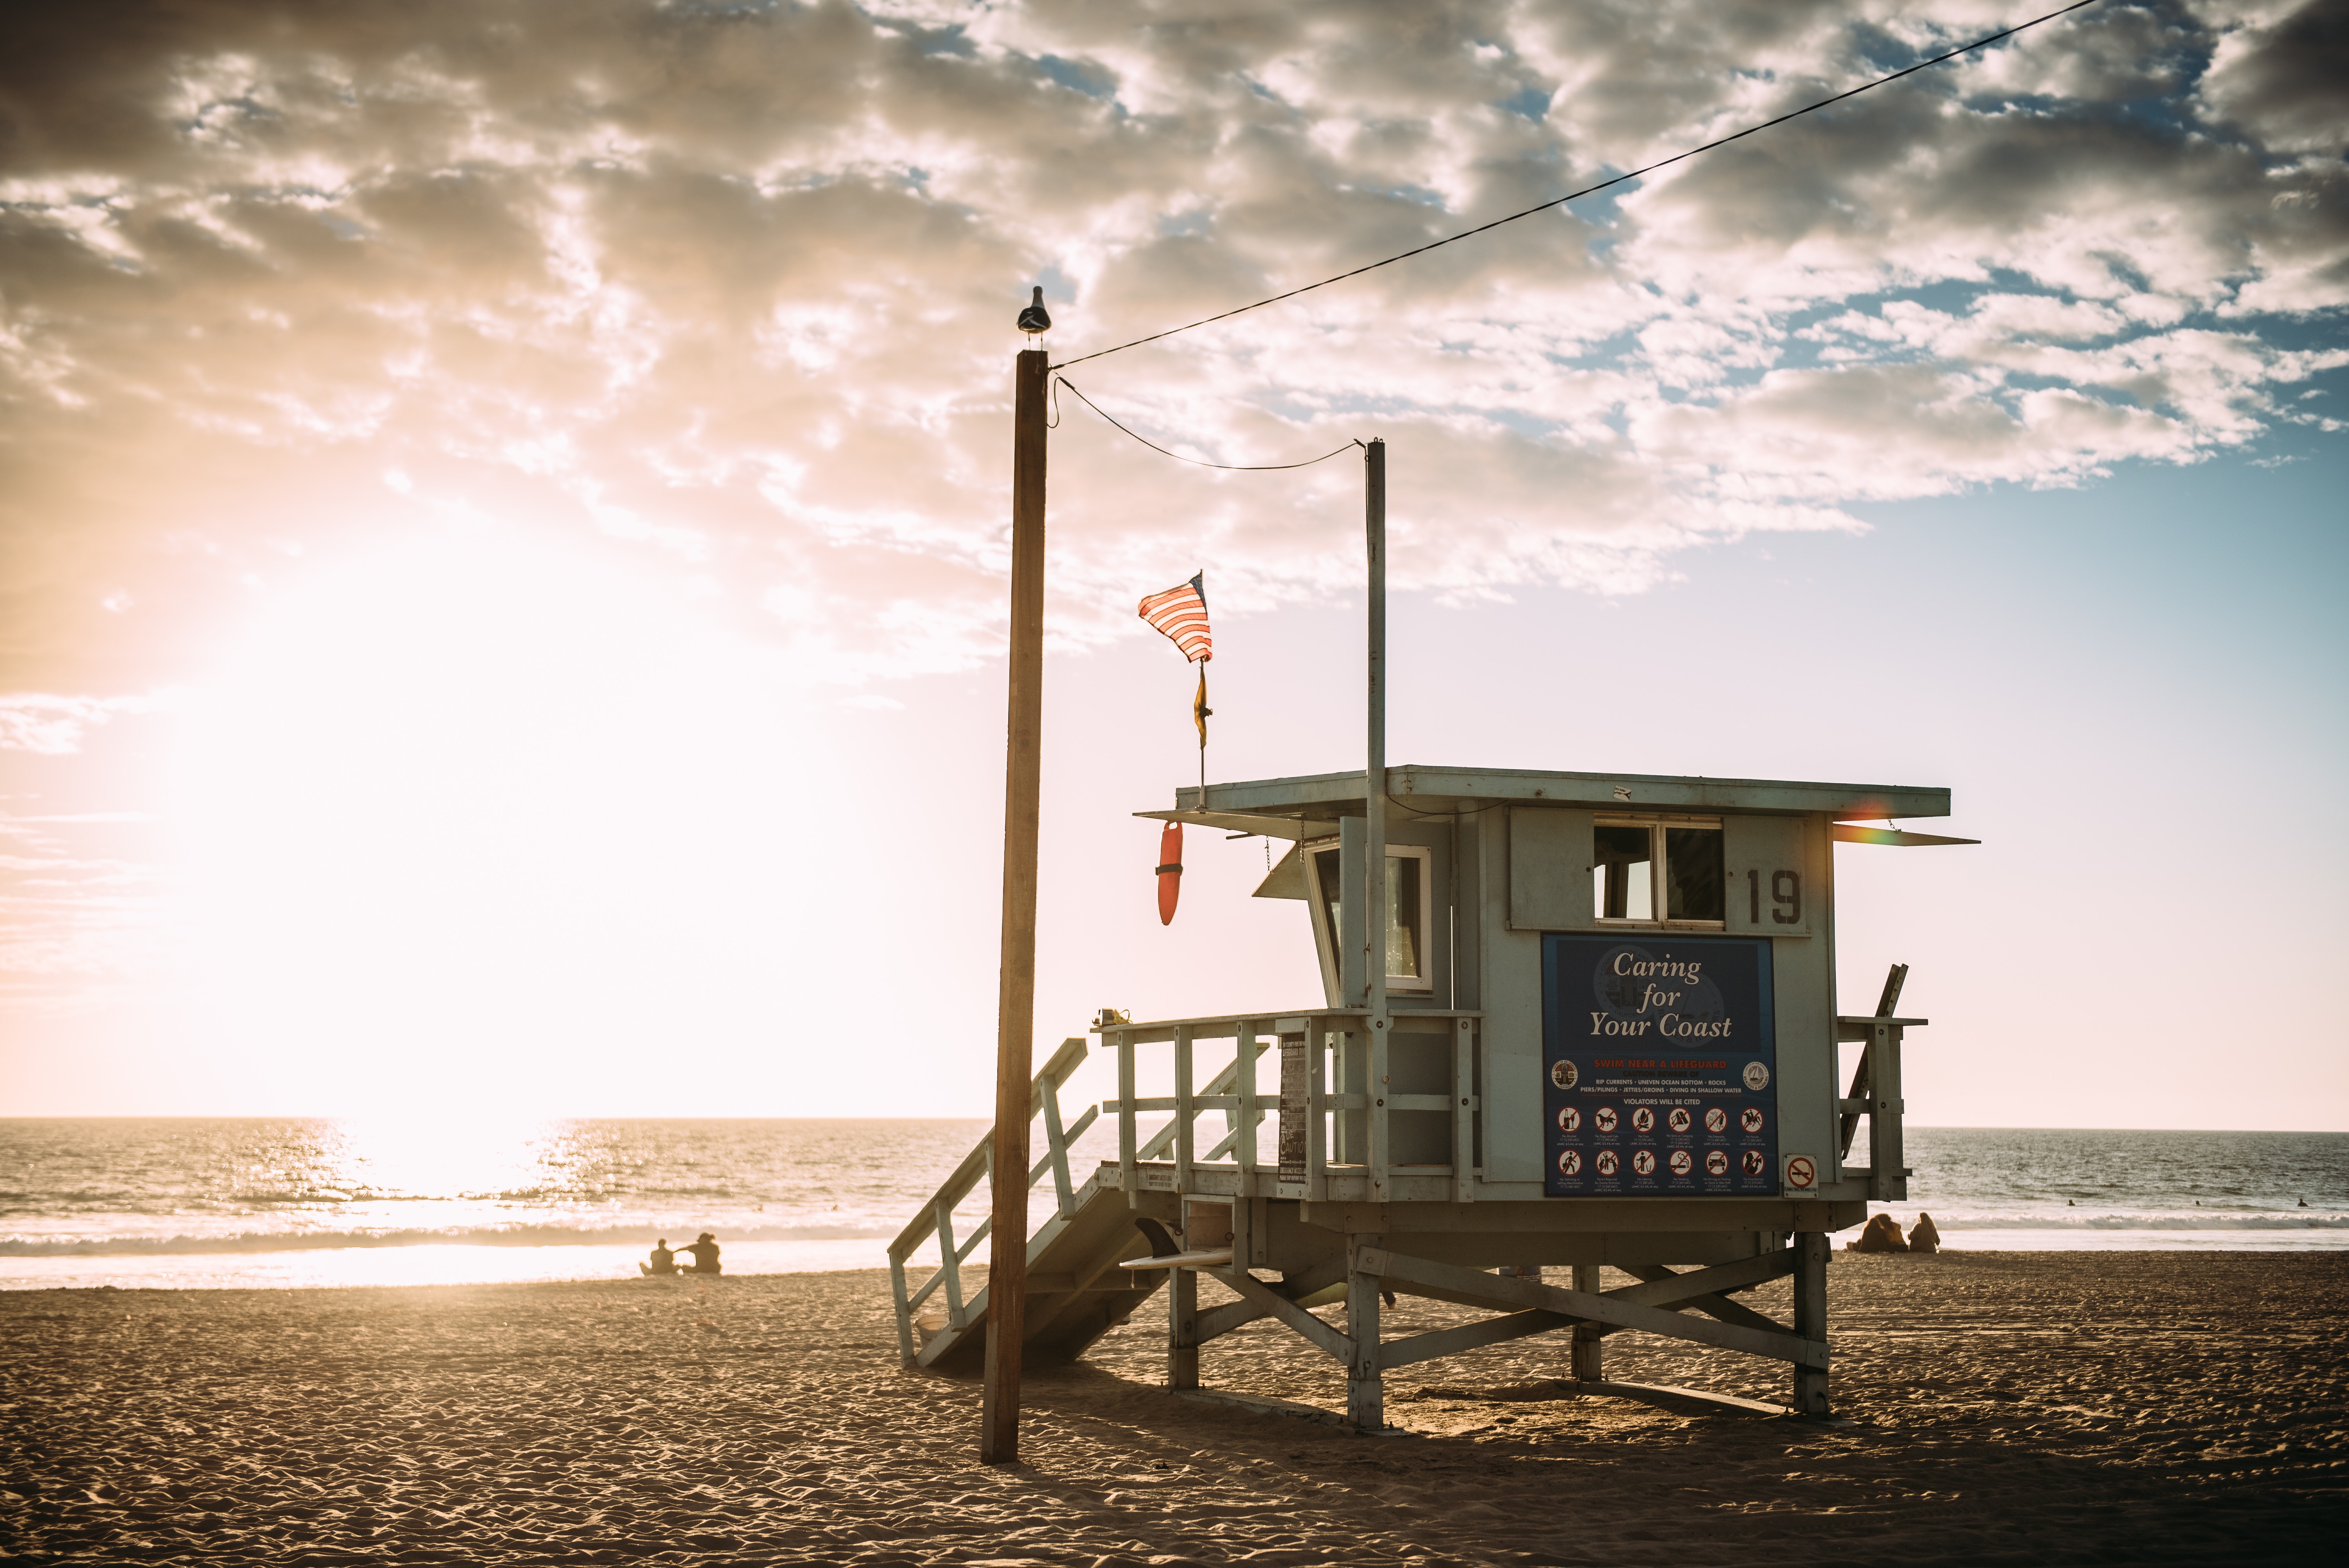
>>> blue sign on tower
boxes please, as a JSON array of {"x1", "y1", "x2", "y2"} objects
[{"x1": 1542, "y1": 934, "x2": 1779, "y2": 1196}]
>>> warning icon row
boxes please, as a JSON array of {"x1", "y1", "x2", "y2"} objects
[
  {"x1": 1559, "y1": 1147, "x2": 1766, "y2": 1178},
  {"x1": 1557, "y1": 1105, "x2": 1766, "y2": 1135}
]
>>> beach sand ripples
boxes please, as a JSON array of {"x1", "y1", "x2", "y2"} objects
[{"x1": 3, "y1": 1251, "x2": 2344, "y2": 1564}]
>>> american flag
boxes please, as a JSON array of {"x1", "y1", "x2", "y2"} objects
[{"x1": 1137, "y1": 573, "x2": 1212, "y2": 662}]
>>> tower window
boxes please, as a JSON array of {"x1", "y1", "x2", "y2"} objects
[{"x1": 1594, "y1": 817, "x2": 1724, "y2": 927}]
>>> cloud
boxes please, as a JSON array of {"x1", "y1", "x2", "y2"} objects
[
  {"x1": 0, "y1": 693, "x2": 172, "y2": 755},
  {"x1": 0, "y1": 0, "x2": 2340, "y2": 698}
]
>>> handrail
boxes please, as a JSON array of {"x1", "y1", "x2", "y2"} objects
[
  {"x1": 888, "y1": 1034, "x2": 1092, "y2": 1365},
  {"x1": 1833, "y1": 1012, "x2": 1920, "y2": 1202},
  {"x1": 1100, "y1": 1008, "x2": 1484, "y2": 1208}
]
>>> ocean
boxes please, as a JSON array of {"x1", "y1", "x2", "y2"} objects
[{"x1": 2, "y1": 1119, "x2": 2342, "y2": 1291}]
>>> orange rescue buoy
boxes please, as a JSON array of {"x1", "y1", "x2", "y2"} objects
[{"x1": 1155, "y1": 821, "x2": 1183, "y2": 925}]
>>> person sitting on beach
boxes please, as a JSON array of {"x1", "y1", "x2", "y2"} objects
[
  {"x1": 640, "y1": 1238, "x2": 678, "y2": 1277},
  {"x1": 680, "y1": 1232, "x2": 722, "y2": 1275}
]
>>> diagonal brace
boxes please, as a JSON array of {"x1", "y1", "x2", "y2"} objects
[
  {"x1": 1617, "y1": 1262, "x2": 1789, "y2": 1336},
  {"x1": 1358, "y1": 1248, "x2": 1825, "y2": 1370},
  {"x1": 1204, "y1": 1267, "x2": 1356, "y2": 1365},
  {"x1": 1194, "y1": 1256, "x2": 1347, "y2": 1345},
  {"x1": 1379, "y1": 1309, "x2": 1573, "y2": 1371}
]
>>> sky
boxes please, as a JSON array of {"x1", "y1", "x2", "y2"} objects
[{"x1": 1, "y1": 0, "x2": 2343, "y2": 1127}]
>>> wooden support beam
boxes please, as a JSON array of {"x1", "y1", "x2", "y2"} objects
[
  {"x1": 1379, "y1": 1309, "x2": 1571, "y2": 1372},
  {"x1": 1451, "y1": 1018, "x2": 1476, "y2": 1205},
  {"x1": 1346, "y1": 1236, "x2": 1384, "y2": 1429},
  {"x1": 1617, "y1": 1263, "x2": 1790, "y2": 1336},
  {"x1": 1358, "y1": 1247, "x2": 1827, "y2": 1370},
  {"x1": 1173, "y1": 1026, "x2": 1195, "y2": 1196},
  {"x1": 889, "y1": 1252, "x2": 916, "y2": 1367},
  {"x1": 1235, "y1": 1026, "x2": 1261, "y2": 1196},
  {"x1": 1606, "y1": 1249, "x2": 1797, "y2": 1308},
  {"x1": 1168, "y1": 1263, "x2": 1199, "y2": 1390},
  {"x1": 1203, "y1": 1267, "x2": 1356, "y2": 1365},
  {"x1": 1570, "y1": 1263, "x2": 1603, "y2": 1381},
  {"x1": 1793, "y1": 1233, "x2": 1830, "y2": 1415},
  {"x1": 1117, "y1": 1030, "x2": 1137, "y2": 1201},
  {"x1": 1194, "y1": 1256, "x2": 1348, "y2": 1344}
]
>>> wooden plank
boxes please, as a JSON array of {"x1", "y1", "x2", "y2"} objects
[
  {"x1": 1116, "y1": 1247, "x2": 1234, "y2": 1270},
  {"x1": 1872, "y1": 1023, "x2": 1907, "y2": 1203},
  {"x1": 1570, "y1": 1264, "x2": 1603, "y2": 1381},
  {"x1": 1835, "y1": 1015, "x2": 1928, "y2": 1038},
  {"x1": 1168, "y1": 1263, "x2": 1198, "y2": 1389},
  {"x1": 1452, "y1": 1019, "x2": 1476, "y2": 1205},
  {"x1": 1193, "y1": 1256, "x2": 1349, "y2": 1344},
  {"x1": 889, "y1": 1039, "x2": 1087, "y2": 1261},
  {"x1": 1178, "y1": 764, "x2": 1950, "y2": 823},
  {"x1": 1235, "y1": 1026, "x2": 1260, "y2": 1197},
  {"x1": 1379, "y1": 1308, "x2": 1570, "y2": 1371},
  {"x1": 1117, "y1": 1031, "x2": 1137, "y2": 1199},
  {"x1": 1139, "y1": 1062, "x2": 1245, "y2": 1159},
  {"x1": 1042, "y1": 1078, "x2": 1074, "y2": 1220},
  {"x1": 1358, "y1": 1248, "x2": 1827, "y2": 1370},
  {"x1": 1204, "y1": 1266, "x2": 1356, "y2": 1365},
  {"x1": 937, "y1": 1197, "x2": 965, "y2": 1326},
  {"x1": 1617, "y1": 1262, "x2": 1790, "y2": 1335},
  {"x1": 1581, "y1": 1379, "x2": 1790, "y2": 1418},
  {"x1": 888, "y1": 1251, "x2": 915, "y2": 1367},
  {"x1": 1117, "y1": 1096, "x2": 1243, "y2": 1114},
  {"x1": 1173, "y1": 1026, "x2": 1195, "y2": 1196},
  {"x1": 1096, "y1": 1010, "x2": 1418, "y2": 1046},
  {"x1": 1346, "y1": 1233, "x2": 1383, "y2": 1429},
  {"x1": 1793, "y1": 1233, "x2": 1829, "y2": 1415},
  {"x1": 1306, "y1": 1024, "x2": 1328, "y2": 1203},
  {"x1": 888, "y1": 1130, "x2": 990, "y2": 1257},
  {"x1": 1606, "y1": 1249, "x2": 1796, "y2": 1308}
]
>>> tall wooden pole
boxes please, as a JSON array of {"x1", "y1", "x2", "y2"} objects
[
  {"x1": 1363, "y1": 439, "x2": 1388, "y2": 1197},
  {"x1": 982, "y1": 344, "x2": 1049, "y2": 1465}
]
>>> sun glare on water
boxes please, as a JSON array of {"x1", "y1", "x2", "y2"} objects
[{"x1": 171, "y1": 530, "x2": 857, "y2": 1117}]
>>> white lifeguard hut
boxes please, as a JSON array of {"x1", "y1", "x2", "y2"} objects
[{"x1": 891, "y1": 759, "x2": 1968, "y2": 1424}]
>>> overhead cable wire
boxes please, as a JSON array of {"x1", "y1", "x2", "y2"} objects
[
  {"x1": 1050, "y1": 0, "x2": 2102, "y2": 372},
  {"x1": 1057, "y1": 376, "x2": 1361, "y2": 470}
]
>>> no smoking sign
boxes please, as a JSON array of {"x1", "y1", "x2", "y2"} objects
[{"x1": 1784, "y1": 1154, "x2": 1819, "y2": 1190}]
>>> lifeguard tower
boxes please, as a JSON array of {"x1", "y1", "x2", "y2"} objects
[{"x1": 891, "y1": 762, "x2": 1965, "y2": 1424}]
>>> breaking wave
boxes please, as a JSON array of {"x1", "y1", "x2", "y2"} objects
[{"x1": 0, "y1": 1221, "x2": 902, "y2": 1258}]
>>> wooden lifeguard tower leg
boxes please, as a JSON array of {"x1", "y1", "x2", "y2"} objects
[
  {"x1": 1792, "y1": 1233, "x2": 1830, "y2": 1416},
  {"x1": 1346, "y1": 1236, "x2": 1383, "y2": 1430},
  {"x1": 1168, "y1": 1265, "x2": 1200, "y2": 1390},
  {"x1": 1570, "y1": 1263, "x2": 1604, "y2": 1382}
]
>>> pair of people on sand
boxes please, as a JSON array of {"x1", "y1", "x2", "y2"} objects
[{"x1": 640, "y1": 1232, "x2": 721, "y2": 1276}]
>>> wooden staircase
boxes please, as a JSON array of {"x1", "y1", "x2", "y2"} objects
[{"x1": 888, "y1": 1037, "x2": 1179, "y2": 1372}]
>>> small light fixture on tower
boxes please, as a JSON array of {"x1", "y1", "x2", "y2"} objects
[{"x1": 1017, "y1": 285, "x2": 1052, "y2": 336}]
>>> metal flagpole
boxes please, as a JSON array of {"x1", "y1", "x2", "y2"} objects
[
  {"x1": 1196, "y1": 665, "x2": 1208, "y2": 792},
  {"x1": 981, "y1": 340, "x2": 1049, "y2": 1465},
  {"x1": 1347, "y1": 435, "x2": 1390, "y2": 1432}
]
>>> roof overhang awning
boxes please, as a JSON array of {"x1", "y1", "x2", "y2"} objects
[
  {"x1": 1832, "y1": 825, "x2": 1980, "y2": 847},
  {"x1": 1134, "y1": 809, "x2": 1317, "y2": 840}
]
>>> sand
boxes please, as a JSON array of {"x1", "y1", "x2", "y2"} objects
[{"x1": 4, "y1": 1250, "x2": 2344, "y2": 1565}]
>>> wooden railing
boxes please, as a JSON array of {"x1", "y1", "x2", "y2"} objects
[
  {"x1": 885, "y1": 1034, "x2": 1096, "y2": 1366},
  {"x1": 1098, "y1": 1009, "x2": 1483, "y2": 1207},
  {"x1": 1833, "y1": 962, "x2": 1924, "y2": 1202},
  {"x1": 1834, "y1": 1013, "x2": 1923, "y2": 1201}
]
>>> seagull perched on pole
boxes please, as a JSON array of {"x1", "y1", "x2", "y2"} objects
[{"x1": 1017, "y1": 286, "x2": 1052, "y2": 335}]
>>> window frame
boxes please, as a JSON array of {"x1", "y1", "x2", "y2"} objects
[
  {"x1": 1303, "y1": 837, "x2": 1438, "y2": 993},
  {"x1": 1592, "y1": 813, "x2": 1727, "y2": 932}
]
